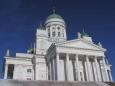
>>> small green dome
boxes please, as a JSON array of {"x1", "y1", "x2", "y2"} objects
[{"x1": 47, "y1": 13, "x2": 63, "y2": 20}]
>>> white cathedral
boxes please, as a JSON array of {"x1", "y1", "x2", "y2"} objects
[{"x1": 3, "y1": 11, "x2": 113, "y2": 82}]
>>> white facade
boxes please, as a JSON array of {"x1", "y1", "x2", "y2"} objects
[{"x1": 3, "y1": 12, "x2": 112, "y2": 82}]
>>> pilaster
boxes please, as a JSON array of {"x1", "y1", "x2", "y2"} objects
[{"x1": 4, "y1": 64, "x2": 8, "y2": 79}]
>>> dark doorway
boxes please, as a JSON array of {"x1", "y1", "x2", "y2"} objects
[{"x1": 7, "y1": 64, "x2": 14, "y2": 79}]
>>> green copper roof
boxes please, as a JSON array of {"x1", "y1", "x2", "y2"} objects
[
  {"x1": 81, "y1": 32, "x2": 89, "y2": 37},
  {"x1": 80, "y1": 28, "x2": 89, "y2": 37},
  {"x1": 47, "y1": 13, "x2": 63, "y2": 20}
]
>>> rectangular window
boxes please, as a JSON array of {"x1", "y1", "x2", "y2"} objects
[
  {"x1": 27, "y1": 69, "x2": 32, "y2": 73},
  {"x1": 27, "y1": 78, "x2": 31, "y2": 80}
]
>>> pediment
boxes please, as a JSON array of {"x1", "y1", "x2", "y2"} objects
[{"x1": 56, "y1": 39, "x2": 105, "y2": 51}]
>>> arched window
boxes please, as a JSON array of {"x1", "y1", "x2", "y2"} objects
[
  {"x1": 58, "y1": 32, "x2": 60, "y2": 37},
  {"x1": 52, "y1": 27, "x2": 55, "y2": 30},
  {"x1": 48, "y1": 29, "x2": 50, "y2": 37},
  {"x1": 57, "y1": 27, "x2": 60, "y2": 30},
  {"x1": 52, "y1": 31, "x2": 55, "y2": 37},
  {"x1": 62, "y1": 29, "x2": 64, "y2": 37},
  {"x1": 62, "y1": 33, "x2": 64, "y2": 37},
  {"x1": 48, "y1": 33, "x2": 50, "y2": 37}
]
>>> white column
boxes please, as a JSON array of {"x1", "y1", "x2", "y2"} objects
[
  {"x1": 32, "y1": 65, "x2": 34, "y2": 80},
  {"x1": 49, "y1": 62, "x2": 52, "y2": 80},
  {"x1": 56, "y1": 53, "x2": 60, "y2": 80},
  {"x1": 98, "y1": 60, "x2": 104, "y2": 81},
  {"x1": 102, "y1": 57, "x2": 109, "y2": 81},
  {"x1": 75, "y1": 54, "x2": 80, "y2": 81},
  {"x1": 109, "y1": 70, "x2": 113, "y2": 82},
  {"x1": 93, "y1": 58, "x2": 97, "y2": 81},
  {"x1": 66, "y1": 53, "x2": 70, "y2": 81},
  {"x1": 85, "y1": 61, "x2": 89, "y2": 81},
  {"x1": 94, "y1": 57, "x2": 100, "y2": 81},
  {"x1": 53, "y1": 58, "x2": 55, "y2": 80},
  {"x1": 51, "y1": 59, "x2": 54, "y2": 80},
  {"x1": 48, "y1": 63, "x2": 50, "y2": 80},
  {"x1": 46, "y1": 64, "x2": 48, "y2": 80},
  {"x1": 91, "y1": 61, "x2": 95, "y2": 81},
  {"x1": 4, "y1": 64, "x2": 8, "y2": 79},
  {"x1": 82, "y1": 70, "x2": 85, "y2": 81},
  {"x1": 86, "y1": 55, "x2": 91, "y2": 81}
]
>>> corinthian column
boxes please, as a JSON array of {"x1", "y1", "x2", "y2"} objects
[
  {"x1": 66, "y1": 53, "x2": 70, "y2": 81},
  {"x1": 53, "y1": 58, "x2": 55, "y2": 80},
  {"x1": 102, "y1": 57, "x2": 109, "y2": 81},
  {"x1": 75, "y1": 54, "x2": 80, "y2": 81},
  {"x1": 56, "y1": 53, "x2": 60, "y2": 80},
  {"x1": 94, "y1": 57, "x2": 99, "y2": 81},
  {"x1": 86, "y1": 55, "x2": 91, "y2": 81},
  {"x1": 109, "y1": 70, "x2": 113, "y2": 82},
  {"x1": 49, "y1": 62, "x2": 52, "y2": 80}
]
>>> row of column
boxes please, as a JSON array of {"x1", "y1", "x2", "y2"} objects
[{"x1": 48, "y1": 53, "x2": 112, "y2": 82}]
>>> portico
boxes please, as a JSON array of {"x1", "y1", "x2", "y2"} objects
[{"x1": 46, "y1": 39, "x2": 112, "y2": 82}]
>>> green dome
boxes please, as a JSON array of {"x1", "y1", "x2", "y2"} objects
[{"x1": 47, "y1": 13, "x2": 63, "y2": 20}]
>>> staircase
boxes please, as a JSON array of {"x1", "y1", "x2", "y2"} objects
[{"x1": 0, "y1": 80, "x2": 111, "y2": 86}]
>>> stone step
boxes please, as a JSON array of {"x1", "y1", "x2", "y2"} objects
[
  {"x1": 0, "y1": 80, "x2": 110, "y2": 86},
  {"x1": 106, "y1": 82, "x2": 115, "y2": 86}
]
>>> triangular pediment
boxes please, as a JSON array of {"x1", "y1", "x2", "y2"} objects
[{"x1": 56, "y1": 39, "x2": 106, "y2": 51}]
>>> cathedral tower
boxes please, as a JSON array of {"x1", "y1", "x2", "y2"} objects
[{"x1": 45, "y1": 10, "x2": 67, "y2": 43}]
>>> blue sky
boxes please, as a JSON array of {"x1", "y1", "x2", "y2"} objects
[{"x1": 0, "y1": 0, "x2": 115, "y2": 81}]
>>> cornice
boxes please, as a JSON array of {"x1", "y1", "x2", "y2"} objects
[{"x1": 57, "y1": 45, "x2": 104, "y2": 52}]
